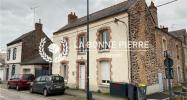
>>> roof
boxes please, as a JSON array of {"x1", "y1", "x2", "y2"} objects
[
  {"x1": 54, "y1": 0, "x2": 135, "y2": 34},
  {"x1": 155, "y1": 27, "x2": 183, "y2": 42},
  {"x1": 21, "y1": 55, "x2": 50, "y2": 65},
  {"x1": 7, "y1": 30, "x2": 35, "y2": 46},
  {"x1": 169, "y1": 29, "x2": 187, "y2": 38}
]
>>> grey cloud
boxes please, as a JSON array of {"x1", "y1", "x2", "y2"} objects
[{"x1": 0, "y1": 0, "x2": 187, "y2": 52}]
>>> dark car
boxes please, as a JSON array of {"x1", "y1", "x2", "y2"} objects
[
  {"x1": 30, "y1": 75, "x2": 65, "y2": 96},
  {"x1": 7, "y1": 74, "x2": 35, "y2": 91}
]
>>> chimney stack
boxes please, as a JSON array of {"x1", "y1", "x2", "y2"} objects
[
  {"x1": 149, "y1": 1, "x2": 158, "y2": 26},
  {"x1": 160, "y1": 26, "x2": 168, "y2": 33},
  {"x1": 68, "y1": 12, "x2": 78, "y2": 24},
  {"x1": 35, "y1": 19, "x2": 42, "y2": 31}
]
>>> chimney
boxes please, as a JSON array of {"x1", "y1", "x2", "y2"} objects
[
  {"x1": 35, "y1": 19, "x2": 42, "y2": 31},
  {"x1": 149, "y1": 1, "x2": 158, "y2": 26},
  {"x1": 160, "y1": 26, "x2": 168, "y2": 33},
  {"x1": 68, "y1": 12, "x2": 78, "y2": 24}
]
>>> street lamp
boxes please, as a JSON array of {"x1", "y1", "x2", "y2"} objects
[{"x1": 86, "y1": 0, "x2": 91, "y2": 100}]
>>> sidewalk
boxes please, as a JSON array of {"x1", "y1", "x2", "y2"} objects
[
  {"x1": 147, "y1": 92, "x2": 169, "y2": 100},
  {"x1": 0, "y1": 83, "x2": 126, "y2": 100},
  {"x1": 65, "y1": 89, "x2": 126, "y2": 100}
]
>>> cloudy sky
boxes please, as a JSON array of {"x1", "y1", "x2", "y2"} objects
[{"x1": 0, "y1": 0, "x2": 187, "y2": 53}]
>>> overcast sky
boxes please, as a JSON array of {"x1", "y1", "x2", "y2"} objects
[{"x1": 0, "y1": 0, "x2": 187, "y2": 53}]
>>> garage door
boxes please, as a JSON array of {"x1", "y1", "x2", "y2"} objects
[{"x1": 0, "y1": 69, "x2": 4, "y2": 80}]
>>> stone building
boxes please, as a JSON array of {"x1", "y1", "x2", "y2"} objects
[
  {"x1": 52, "y1": 0, "x2": 184, "y2": 94},
  {"x1": 6, "y1": 22, "x2": 52, "y2": 79},
  {"x1": 170, "y1": 29, "x2": 187, "y2": 80}
]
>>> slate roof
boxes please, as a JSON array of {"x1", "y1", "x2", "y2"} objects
[
  {"x1": 54, "y1": 0, "x2": 136, "y2": 34},
  {"x1": 169, "y1": 29, "x2": 187, "y2": 38},
  {"x1": 21, "y1": 55, "x2": 49, "y2": 65},
  {"x1": 7, "y1": 30, "x2": 35, "y2": 46}
]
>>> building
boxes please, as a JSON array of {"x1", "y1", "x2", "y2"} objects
[
  {"x1": 169, "y1": 29, "x2": 187, "y2": 80},
  {"x1": 6, "y1": 22, "x2": 52, "y2": 79},
  {"x1": 52, "y1": 0, "x2": 184, "y2": 94},
  {"x1": 0, "y1": 53, "x2": 7, "y2": 81}
]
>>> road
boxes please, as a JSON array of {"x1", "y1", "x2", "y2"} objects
[{"x1": 0, "y1": 88, "x2": 79, "y2": 100}]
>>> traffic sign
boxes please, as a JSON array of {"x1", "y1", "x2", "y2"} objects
[
  {"x1": 164, "y1": 58, "x2": 173, "y2": 68},
  {"x1": 165, "y1": 68, "x2": 174, "y2": 79}
]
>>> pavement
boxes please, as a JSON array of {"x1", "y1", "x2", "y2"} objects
[
  {"x1": 0, "y1": 83, "x2": 125, "y2": 100},
  {"x1": 147, "y1": 92, "x2": 169, "y2": 100}
]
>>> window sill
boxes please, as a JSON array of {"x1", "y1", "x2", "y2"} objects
[
  {"x1": 98, "y1": 49, "x2": 110, "y2": 53},
  {"x1": 99, "y1": 83, "x2": 110, "y2": 88},
  {"x1": 77, "y1": 52, "x2": 86, "y2": 55}
]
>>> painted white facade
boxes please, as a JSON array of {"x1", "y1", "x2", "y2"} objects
[
  {"x1": 6, "y1": 42, "x2": 22, "y2": 79},
  {"x1": 53, "y1": 13, "x2": 130, "y2": 92}
]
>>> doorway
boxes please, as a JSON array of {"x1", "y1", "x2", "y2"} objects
[{"x1": 79, "y1": 63, "x2": 85, "y2": 89}]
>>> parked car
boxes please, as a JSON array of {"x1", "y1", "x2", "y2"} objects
[
  {"x1": 30, "y1": 75, "x2": 65, "y2": 96},
  {"x1": 7, "y1": 74, "x2": 35, "y2": 91}
]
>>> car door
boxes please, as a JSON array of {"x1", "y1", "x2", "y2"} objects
[
  {"x1": 38, "y1": 76, "x2": 47, "y2": 93},
  {"x1": 32, "y1": 76, "x2": 41, "y2": 92},
  {"x1": 12, "y1": 75, "x2": 19, "y2": 88},
  {"x1": 8, "y1": 75, "x2": 15, "y2": 87}
]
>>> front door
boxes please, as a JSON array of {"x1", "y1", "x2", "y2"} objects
[{"x1": 79, "y1": 64, "x2": 85, "y2": 89}]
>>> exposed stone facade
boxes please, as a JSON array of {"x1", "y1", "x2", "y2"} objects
[
  {"x1": 128, "y1": 0, "x2": 184, "y2": 87},
  {"x1": 155, "y1": 28, "x2": 183, "y2": 87},
  {"x1": 128, "y1": 0, "x2": 158, "y2": 85}
]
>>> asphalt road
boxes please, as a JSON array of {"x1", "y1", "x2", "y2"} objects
[{"x1": 0, "y1": 88, "x2": 78, "y2": 100}]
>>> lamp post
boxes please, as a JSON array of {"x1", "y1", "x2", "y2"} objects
[{"x1": 86, "y1": 0, "x2": 90, "y2": 100}]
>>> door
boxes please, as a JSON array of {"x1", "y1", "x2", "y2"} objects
[
  {"x1": 37, "y1": 76, "x2": 47, "y2": 93},
  {"x1": 32, "y1": 76, "x2": 41, "y2": 92},
  {"x1": 158, "y1": 73, "x2": 164, "y2": 92},
  {"x1": 79, "y1": 64, "x2": 85, "y2": 89}
]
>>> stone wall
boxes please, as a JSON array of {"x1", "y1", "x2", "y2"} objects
[
  {"x1": 128, "y1": 0, "x2": 158, "y2": 85},
  {"x1": 155, "y1": 28, "x2": 183, "y2": 86}
]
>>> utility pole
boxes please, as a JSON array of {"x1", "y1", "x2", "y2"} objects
[{"x1": 86, "y1": 0, "x2": 90, "y2": 100}]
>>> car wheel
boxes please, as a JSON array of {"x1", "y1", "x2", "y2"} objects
[
  {"x1": 43, "y1": 89, "x2": 48, "y2": 96},
  {"x1": 16, "y1": 85, "x2": 20, "y2": 91},
  {"x1": 30, "y1": 87, "x2": 33, "y2": 93},
  {"x1": 61, "y1": 90, "x2": 65, "y2": 94}
]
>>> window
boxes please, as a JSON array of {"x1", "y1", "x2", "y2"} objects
[
  {"x1": 7, "y1": 49, "x2": 11, "y2": 61},
  {"x1": 13, "y1": 48, "x2": 17, "y2": 60},
  {"x1": 35, "y1": 77, "x2": 41, "y2": 82},
  {"x1": 100, "y1": 61, "x2": 110, "y2": 84},
  {"x1": 77, "y1": 33, "x2": 86, "y2": 53},
  {"x1": 162, "y1": 38, "x2": 167, "y2": 51},
  {"x1": 40, "y1": 76, "x2": 46, "y2": 82},
  {"x1": 11, "y1": 65, "x2": 15, "y2": 76},
  {"x1": 176, "y1": 45, "x2": 179, "y2": 59},
  {"x1": 61, "y1": 37, "x2": 69, "y2": 56},
  {"x1": 99, "y1": 30, "x2": 110, "y2": 50}
]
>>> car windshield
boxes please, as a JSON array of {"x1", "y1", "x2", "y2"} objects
[{"x1": 52, "y1": 76, "x2": 64, "y2": 82}]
